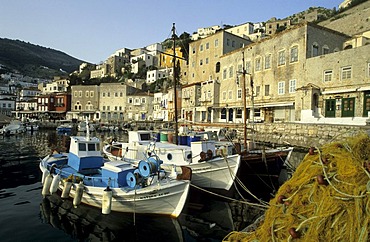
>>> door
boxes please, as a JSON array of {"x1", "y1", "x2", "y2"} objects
[
  {"x1": 325, "y1": 99, "x2": 335, "y2": 117},
  {"x1": 363, "y1": 92, "x2": 370, "y2": 117},
  {"x1": 228, "y1": 109, "x2": 234, "y2": 122},
  {"x1": 342, "y1": 97, "x2": 355, "y2": 117}
]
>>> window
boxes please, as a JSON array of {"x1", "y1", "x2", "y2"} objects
[
  {"x1": 206, "y1": 58, "x2": 209, "y2": 64},
  {"x1": 192, "y1": 47, "x2": 195, "y2": 54},
  {"x1": 216, "y1": 62, "x2": 221, "y2": 73},
  {"x1": 215, "y1": 39, "x2": 218, "y2": 47},
  {"x1": 200, "y1": 59, "x2": 203, "y2": 65},
  {"x1": 226, "y1": 39, "x2": 230, "y2": 46},
  {"x1": 290, "y1": 46, "x2": 298, "y2": 63},
  {"x1": 79, "y1": 91, "x2": 82, "y2": 97},
  {"x1": 255, "y1": 57, "x2": 261, "y2": 71},
  {"x1": 278, "y1": 82, "x2": 285, "y2": 95},
  {"x1": 324, "y1": 70, "x2": 333, "y2": 82},
  {"x1": 237, "y1": 89, "x2": 242, "y2": 99},
  {"x1": 265, "y1": 85, "x2": 270, "y2": 96},
  {"x1": 79, "y1": 143, "x2": 86, "y2": 151},
  {"x1": 223, "y1": 69, "x2": 227, "y2": 79},
  {"x1": 245, "y1": 61, "x2": 251, "y2": 74},
  {"x1": 323, "y1": 46, "x2": 329, "y2": 55},
  {"x1": 341, "y1": 66, "x2": 352, "y2": 80},
  {"x1": 232, "y1": 40, "x2": 235, "y2": 47},
  {"x1": 236, "y1": 108, "x2": 242, "y2": 119},
  {"x1": 229, "y1": 66, "x2": 234, "y2": 78},
  {"x1": 90, "y1": 91, "x2": 94, "y2": 97},
  {"x1": 128, "y1": 98, "x2": 133, "y2": 104},
  {"x1": 312, "y1": 43, "x2": 319, "y2": 57},
  {"x1": 141, "y1": 98, "x2": 146, "y2": 103},
  {"x1": 206, "y1": 42, "x2": 209, "y2": 49},
  {"x1": 289, "y1": 79, "x2": 296, "y2": 93},
  {"x1": 222, "y1": 91, "x2": 226, "y2": 100},
  {"x1": 74, "y1": 91, "x2": 77, "y2": 97},
  {"x1": 200, "y1": 45, "x2": 203, "y2": 51},
  {"x1": 85, "y1": 91, "x2": 89, "y2": 97},
  {"x1": 88, "y1": 144, "x2": 96, "y2": 151},
  {"x1": 278, "y1": 50, "x2": 285, "y2": 66},
  {"x1": 102, "y1": 92, "x2": 105, "y2": 97},
  {"x1": 107, "y1": 92, "x2": 110, "y2": 97},
  {"x1": 255, "y1": 86, "x2": 260, "y2": 96},
  {"x1": 221, "y1": 108, "x2": 227, "y2": 119},
  {"x1": 265, "y1": 54, "x2": 271, "y2": 69},
  {"x1": 228, "y1": 90, "x2": 232, "y2": 99}
]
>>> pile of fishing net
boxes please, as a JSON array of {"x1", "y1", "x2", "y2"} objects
[{"x1": 224, "y1": 131, "x2": 370, "y2": 241}]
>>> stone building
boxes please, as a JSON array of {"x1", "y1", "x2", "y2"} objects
[
  {"x1": 99, "y1": 83, "x2": 141, "y2": 123},
  {"x1": 182, "y1": 30, "x2": 252, "y2": 122},
  {"x1": 69, "y1": 85, "x2": 100, "y2": 121},
  {"x1": 126, "y1": 91, "x2": 154, "y2": 121},
  {"x1": 193, "y1": 22, "x2": 349, "y2": 124}
]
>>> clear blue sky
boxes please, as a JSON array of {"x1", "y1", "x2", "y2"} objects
[{"x1": 1, "y1": 0, "x2": 343, "y2": 64}]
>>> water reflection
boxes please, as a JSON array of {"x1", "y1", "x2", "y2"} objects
[
  {"x1": 0, "y1": 129, "x2": 308, "y2": 241},
  {"x1": 40, "y1": 194, "x2": 184, "y2": 242}
]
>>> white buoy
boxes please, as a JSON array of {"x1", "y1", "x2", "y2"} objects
[
  {"x1": 41, "y1": 169, "x2": 50, "y2": 184},
  {"x1": 61, "y1": 180, "x2": 72, "y2": 199},
  {"x1": 42, "y1": 174, "x2": 53, "y2": 197},
  {"x1": 73, "y1": 181, "x2": 84, "y2": 208},
  {"x1": 49, "y1": 173, "x2": 61, "y2": 194},
  {"x1": 102, "y1": 186, "x2": 113, "y2": 215}
]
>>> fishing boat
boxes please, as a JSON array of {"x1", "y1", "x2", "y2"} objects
[
  {"x1": 0, "y1": 120, "x2": 26, "y2": 136},
  {"x1": 56, "y1": 120, "x2": 74, "y2": 133},
  {"x1": 103, "y1": 130, "x2": 240, "y2": 191},
  {"x1": 39, "y1": 124, "x2": 191, "y2": 218}
]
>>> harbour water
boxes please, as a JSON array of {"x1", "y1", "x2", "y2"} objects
[{"x1": 0, "y1": 129, "x2": 306, "y2": 242}]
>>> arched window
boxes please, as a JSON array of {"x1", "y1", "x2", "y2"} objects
[{"x1": 215, "y1": 62, "x2": 221, "y2": 73}]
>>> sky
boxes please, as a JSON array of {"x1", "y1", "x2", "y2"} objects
[{"x1": 1, "y1": 0, "x2": 344, "y2": 64}]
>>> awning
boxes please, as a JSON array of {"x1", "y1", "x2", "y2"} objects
[
  {"x1": 322, "y1": 88, "x2": 357, "y2": 94},
  {"x1": 262, "y1": 102, "x2": 294, "y2": 108},
  {"x1": 195, "y1": 107, "x2": 208, "y2": 111},
  {"x1": 357, "y1": 86, "x2": 370, "y2": 91}
]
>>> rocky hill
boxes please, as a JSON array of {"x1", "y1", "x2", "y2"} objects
[
  {"x1": 318, "y1": 0, "x2": 370, "y2": 35},
  {"x1": 0, "y1": 38, "x2": 85, "y2": 79}
]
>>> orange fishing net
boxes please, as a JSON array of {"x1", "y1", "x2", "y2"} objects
[{"x1": 224, "y1": 131, "x2": 370, "y2": 241}]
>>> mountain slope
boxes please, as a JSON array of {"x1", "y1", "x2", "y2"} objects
[{"x1": 0, "y1": 38, "x2": 85, "y2": 78}]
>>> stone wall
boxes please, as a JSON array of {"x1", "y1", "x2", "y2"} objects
[{"x1": 244, "y1": 122, "x2": 370, "y2": 149}]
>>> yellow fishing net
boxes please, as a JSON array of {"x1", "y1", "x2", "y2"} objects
[{"x1": 224, "y1": 131, "x2": 370, "y2": 241}]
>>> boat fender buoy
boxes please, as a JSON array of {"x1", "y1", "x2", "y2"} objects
[
  {"x1": 61, "y1": 180, "x2": 72, "y2": 199},
  {"x1": 49, "y1": 173, "x2": 61, "y2": 194},
  {"x1": 102, "y1": 186, "x2": 113, "y2": 215},
  {"x1": 73, "y1": 181, "x2": 84, "y2": 208},
  {"x1": 42, "y1": 174, "x2": 53, "y2": 197},
  {"x1": 41, "y1": 169, "x2": 50, "y2": 184}
]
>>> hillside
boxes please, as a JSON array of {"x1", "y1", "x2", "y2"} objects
[
  {"x1": 318, "y1": 0, "x2": 370, "y2": 36},
  {"x1": 0, "y1": 38, "x2": 85, "y2": 79}
]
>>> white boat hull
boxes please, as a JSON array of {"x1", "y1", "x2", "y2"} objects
[
  {"x1": 104, "y1": 142, "x2": 241, "y2": 190},
  {"x1": 40, "y1": 154, "x2": 190, "y2": 218}
]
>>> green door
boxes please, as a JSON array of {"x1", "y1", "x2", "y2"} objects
[
  {"x1": 342, "y1": 97, "x2": 355, "y2": 117},
  {"x1": 325, "y1": 99, "x2": 336, "y2": 117},
  {"x1": 363, "y1": 92, "x2": 370, "y2": 117}
]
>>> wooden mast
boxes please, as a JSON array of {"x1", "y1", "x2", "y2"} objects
[
  {"x1": 242, "y1": 50, "x2": 247, "y2": 151},
  {"x1": 172, "y1": 23, "x2": 179, "y2": 145}
]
